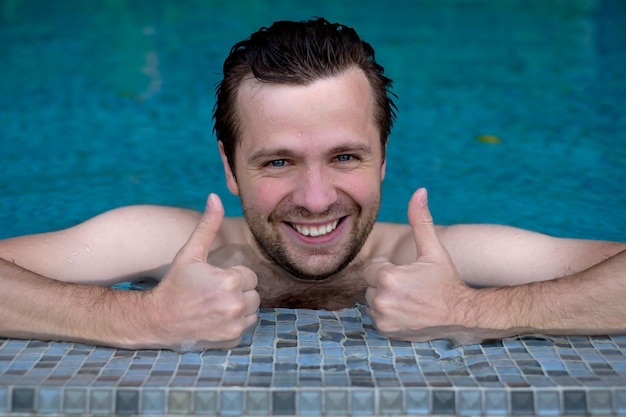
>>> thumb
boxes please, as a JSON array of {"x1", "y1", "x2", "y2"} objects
[
  {"x1": 408, "y1": 188, "x2": 443, "y2": 260},
  {"x1": 176, "y1": 193, "x2": 224, "y2": 263}
]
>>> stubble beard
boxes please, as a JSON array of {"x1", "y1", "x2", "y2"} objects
[{"x1": 241, "y1": 195, "x2": 380, "y2": 281}]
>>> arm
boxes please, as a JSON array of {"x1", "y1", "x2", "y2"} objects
[
  {"x1": 468, "y1": 248, "x2": 626, "y2": 340},
  {"x1": 365, "y1": 188, "x2": 626, "y2": 344},
  {"x1": 0, "y1": 195, "x2": 260, "y2": 351},
  {"x1": 0, "y1": 258, "x2": 150, "y2": 347},
  {"x1": 0, "y1": 204, "x2": 203, "y2": 285}
]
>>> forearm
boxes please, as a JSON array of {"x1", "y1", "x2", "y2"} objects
[
  {"x1": 465, "y1": 248, "x2": 626, "y2": 340},
  {"x1": 0, "y1": 257, "x2": 155, "y2": 349}
]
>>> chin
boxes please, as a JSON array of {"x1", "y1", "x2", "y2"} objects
[
  {"x1": 289, "y1": 272, "x2": 337, "y2": 282},
  {"x1": 283, "y1": 258, "x2": 353, "y2": 282}
]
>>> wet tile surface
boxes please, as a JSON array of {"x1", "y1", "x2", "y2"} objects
[{"x1": 1, "y1": 307, "x2": 626, "y2": 416}]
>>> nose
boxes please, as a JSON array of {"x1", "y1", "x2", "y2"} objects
[{"x1": 291, "y1": 165, "x2": 337, "y2": 214}]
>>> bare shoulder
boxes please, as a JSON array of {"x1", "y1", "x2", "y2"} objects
[
  {"x1": 216, "y1": 217, "x2": 253, "y2": 246},
  {"x1": 366, "y1": 222, "x2": 418, "y2": 264}
]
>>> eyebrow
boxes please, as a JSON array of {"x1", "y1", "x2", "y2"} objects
[{"x1": 246, "y1": 143, "x2": 374, "y2": 165}]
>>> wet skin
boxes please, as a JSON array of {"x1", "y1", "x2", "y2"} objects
[{"x1": 216, "y1": 68, "x2": 387, "y2": 308}]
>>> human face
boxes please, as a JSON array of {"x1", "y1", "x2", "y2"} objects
[{"x1": 219, "y1": 69, "x2": 386, "y2": 281}]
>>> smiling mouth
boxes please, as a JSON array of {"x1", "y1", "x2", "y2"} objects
[{"x1": 290, "y1": 219, "x2": 340, "y2": 237}]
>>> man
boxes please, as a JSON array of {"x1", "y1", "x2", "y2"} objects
[{"x1": 1, "y1": 18, "x2": 624, "y2": 352}]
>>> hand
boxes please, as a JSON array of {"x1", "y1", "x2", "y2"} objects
[
  {"x1": 364, "y1": 188, "x2": 478, "y2": 345},
  {"x1": 144, "y1": 193, "x2": 260, "y2": 352}
]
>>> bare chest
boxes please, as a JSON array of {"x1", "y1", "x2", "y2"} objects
[
  {"x1": 256, "y1": 267, "x2": 368, "y2": 310},
  {"x1": 208, "y1": 243, "x2": 369, "y2": 310}
]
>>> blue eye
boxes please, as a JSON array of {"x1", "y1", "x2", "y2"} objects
[
  {"x1": 336, "y1": 154, "x2": 353, "y2": 162},
  {"x1": 269, "y1": 160, "x2": 286, "y2": 167}
]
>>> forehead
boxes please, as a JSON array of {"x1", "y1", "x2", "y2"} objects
[{"x1": 234, "y1": 69, "x2": 379, "y2": 154}]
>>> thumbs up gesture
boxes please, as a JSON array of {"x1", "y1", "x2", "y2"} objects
[
  {"x1": 364, "y1": 188, "x2": 478, "y2": 345},
  {"x1": 144, "y1": 194, "x2": 260, "y2": 352}
]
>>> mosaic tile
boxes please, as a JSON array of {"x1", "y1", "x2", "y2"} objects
[
  {"x1": 0, "y1": 387, "x2": 7, "y2": 413},
  {"x1": 11, "y1": 388, "x2": 35, "y2": 413},
  {"x1": 271, "y1": 390, "x2": 295, "y2": 415},
  {"x1": 220, "y1": 390, "x2": 244, "y2": 415},
  {"x1": 457, "y1": 389, "x2": 482, "y2": 416},
  {"x1": 351, "y1": 389, "x2": 375, "y2": 415},
  {"x1": 141, "y1": 389, "x2": 165, "y2": 414},
  {"x1": 379, "y1": 388, "x2": 403, "y2": 414},
  {"x1": 535, "y1": 390, "x2": 561, "y2": 416},
  {"x1": 324, "y1": 389, "x2": 349, "y2": 415},
  {"x1": 36, "y1": 387, "x2": 61, "y2": 414},
  {"x1": 246, "y1": 390, "x2": 270, "y2": 415},
  {"x1": 298, "y1": 390, "x2": 322, "y2": 416},
  {"x1": 63, "y1": 388, "x2": 87, "y2": 414},
  {"x1": 484, "y1": 389, "x2": 509, "y2": 415},
  {"x1": 193, "y1": 390, "x2": 218, "y2": 414},
  {"x1": 1, "y1": 309, "x2": 626, "y2": 416},
  {"x1": 405, "y1": 388, "x2": 429, "y2": 414},
  {"x1": 563, "y1": 390, "x2": 587, "y2": 415},
  {"x1": 115, "y1": 389, "x2": 139, "y2": 414},
  {"x1": 511, "y1": 390, "x2": 534, "y2": 415},
  {"x1": 90, "y1": 389, "x2": 114, "y2": 414},
  {"x1": 587, "y1": 390, "x2": 612, "y2": 416}
]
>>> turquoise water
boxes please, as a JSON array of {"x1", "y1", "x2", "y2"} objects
[{"x1": 1, "y1": 0, "x2": 624, "y2": 242}]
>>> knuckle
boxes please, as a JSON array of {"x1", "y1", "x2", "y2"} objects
[
  {"x1": 370, "y1": 292, "x2": 393, "y2": 312},
  {"x1": 219, "y1": 326, "x2": 245, "y2": 342},
  {"x1": 372, "y1": 317, "x2": 399, "y2": 335},
  {"x1": 375, "y1": 268, "x2": 397, "y2": 289},
  {"x1": 218, "y1": 296, "x2": 246, "y2": 318},
  {"x1": 218, "y1": 271, "x2": 246, "y2": 293},
  {"x1": 248, "y1": 291, "x2": 261, "y2": 310},
  {"x1": 369, "y1": 294, "x2": 386, "y2": 312}
]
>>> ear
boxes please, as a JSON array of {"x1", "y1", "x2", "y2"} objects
[
  {"x1": 380, "y1": 158, "x2": 387, "y2": 181},
  {"x1": 218, "y1": 141, "x2": 240, "y2": 196}
]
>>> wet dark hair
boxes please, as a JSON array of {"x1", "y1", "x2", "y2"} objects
[{"x1": 213, "y1": 17, "x2": 397, "y2": 173}]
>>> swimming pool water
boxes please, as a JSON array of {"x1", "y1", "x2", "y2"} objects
[{"x1": 1, "y1": 0, "x2": 625, "y2": 242}]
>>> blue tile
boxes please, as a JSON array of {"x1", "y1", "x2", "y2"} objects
[
  {"x1": 11, "y1": 388, "x2": 35, "y2": 413},
  {"x1": 0, "y1": 387, "x2": 7, "y2": 413},
  {"x1": 168, "y1": 390, "x2": 191, "y2": 414},
  {"x1": 536, "y1": 390, "x2": 561, "y2": 416},
  {"x1": 511, "y1": 391, "x2": 534, "y2": 415},
  {"x1": 298, "y1": 390, "x2": 322, "y2": 416},
  {"x1": 115, "y1": 389, "x2": 139, "y2": 414},
  {"x1": 379, "y1": 388, "x2": 403, "y2": 414},
  {"x1": 432, "y1": 390, "x2": 455, "y2": 415},
  {"x1": 246, "y1": 391, "x2": 270, "y2": 415},
  {"x1": 64, "y1": 388, "x2": 87, "y2": 414},
  {"x1": 272, "y1": 390, "x2": 294, "y2": 415},
  {"x1": 37, "y1": 387, "x2": 61, "y2": 414},
  {"x1": 587, "y1": 390, "x2": 612, "y2": 416},
  {"x1": 351, "y1": 389, "x2": 375, "y2": 415},
  {"x1": 193, "y1": 391, "x2": 218, "y2": 414},
  {"x1": 220, "y1": 390, "x2": 244, "y2": 415},
  {"x1": 89, "y1": 389, "x2": 113, "y2": 414},
  {"x1": 563, "y1": 390, "x2": 587, "y2": 415},
  {"x1": 484, "y1": 390, "x2": 508, "y2": 415},
  {"x1": 325, "y1": 389, "x2": 348, "y2": 415},
  {"x1": 457, "y1": 390, "x2": 481, "y2": 416},
  {"x1": 405, "y1": 388, "x2": 429, "y2": 414},
  {"x1": 142, "y1": 389, "x2": 165, "y2": 414}
]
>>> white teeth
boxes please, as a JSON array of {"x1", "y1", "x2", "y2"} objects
[{"x1": 293, "y1": 220, "x2": 339, "y2": 237}]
